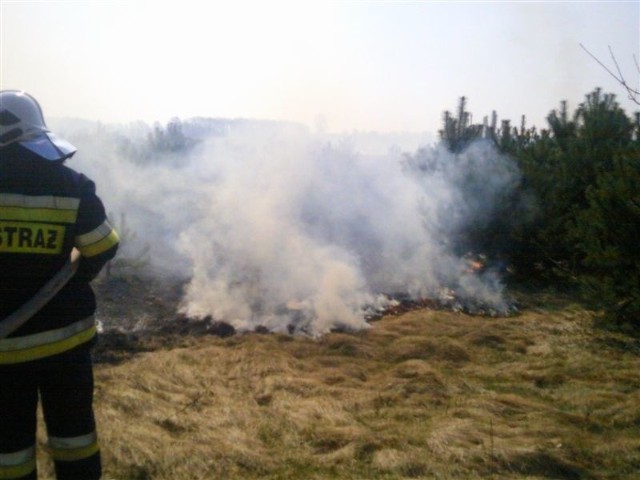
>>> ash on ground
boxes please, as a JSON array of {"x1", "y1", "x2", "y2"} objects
[
  {"x1": 364, "y1": 290, "x2": 519, "y2": 322},
  {"x1": 92, "y1": 273, "x2": 518, "y2": 363}
]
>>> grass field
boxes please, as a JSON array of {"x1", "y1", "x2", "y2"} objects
[{"x1": 36, "y1": 292, "x2": 640, "y2": 479}]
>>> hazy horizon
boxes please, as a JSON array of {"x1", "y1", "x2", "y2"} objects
[{"x1": 2, "y1": 1, "x2": 638, "y2": 135}]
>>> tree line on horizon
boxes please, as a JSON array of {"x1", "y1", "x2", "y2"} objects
[{"x1": 436, "y1": 88, "x2": 640, "y2": 328}]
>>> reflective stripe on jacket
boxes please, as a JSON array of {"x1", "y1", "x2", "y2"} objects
[{"x1": 0, "y1": 317, "x2": 96, "y2": 364}]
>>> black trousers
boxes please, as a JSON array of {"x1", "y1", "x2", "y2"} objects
[{"x1": 0, "y1": 346, "x2": 101, "y2": 480}]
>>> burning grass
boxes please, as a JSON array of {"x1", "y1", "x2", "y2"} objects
[{"x1": 35, "y1": 292, "x2": 640, "y2": 479}]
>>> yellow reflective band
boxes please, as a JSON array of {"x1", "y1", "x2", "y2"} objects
[
  {"x1": 0, "y1": 194, "x2": 79, "y2": 224},
  {"x1": 0, "y1": 459, "x2": 36, "y2": 479},
  {"x1": 0, "y1": 206, "x2": 77, "y2": 224},
  {"x1": 0, "y1": 194, "x2": 79, "y2": 210},
  {"x1": 0, "y1": 319, "x2": 96, "y2": 365},
  {"x1": 0, "y1": 221, "x2": 65, "y2": 254},
  {"x1": 49, "y1": 432, "x2": 99, "y2": 462},
  {"x1": 51, "y1": 443, "x2": 99, "y2": 463},
  {"x1": 0, "y1": 317, "x2": 95, "y2": 352},
  {"x1": 0, "y1": 446, "x2": 36, "y2": 480},
  {"x1": 75, "y1": 220, "x2": 115, "y2": 247},
  {"x1": 77, "y1": 229, "x2": 120, "y2": 258}
]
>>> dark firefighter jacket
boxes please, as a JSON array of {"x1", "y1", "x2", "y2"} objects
[{"x1": 0, "y1": 143, "x2": 119, "y2": 364}]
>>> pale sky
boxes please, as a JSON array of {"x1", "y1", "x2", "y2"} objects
[{"x1": 1, "y1": 0, "x2": 639, "y2": 134}]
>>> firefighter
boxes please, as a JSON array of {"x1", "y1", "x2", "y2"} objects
[{"x1": 0, "y1": 90, "x2": 119, "y2": 480}]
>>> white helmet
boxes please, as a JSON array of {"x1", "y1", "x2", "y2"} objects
[{"x1": 0, "y1": 90, "x2": 76, "y2": 161}]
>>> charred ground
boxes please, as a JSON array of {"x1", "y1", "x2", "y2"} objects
[{"x1": 91, "y1": 272, "x2": 519, "y2": 364}]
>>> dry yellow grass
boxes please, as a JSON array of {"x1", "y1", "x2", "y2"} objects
[{"x1": 36, "y1": 294, "x2": 640, "y2": 479}]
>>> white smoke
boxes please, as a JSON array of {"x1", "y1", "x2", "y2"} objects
[{"x1": 56, "y1": 120, "x2": 517, "y2": 336}]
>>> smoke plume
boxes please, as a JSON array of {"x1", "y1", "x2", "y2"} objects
[{"x1": 58, "y1": 120, "x2": 517, "y2": 335}]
